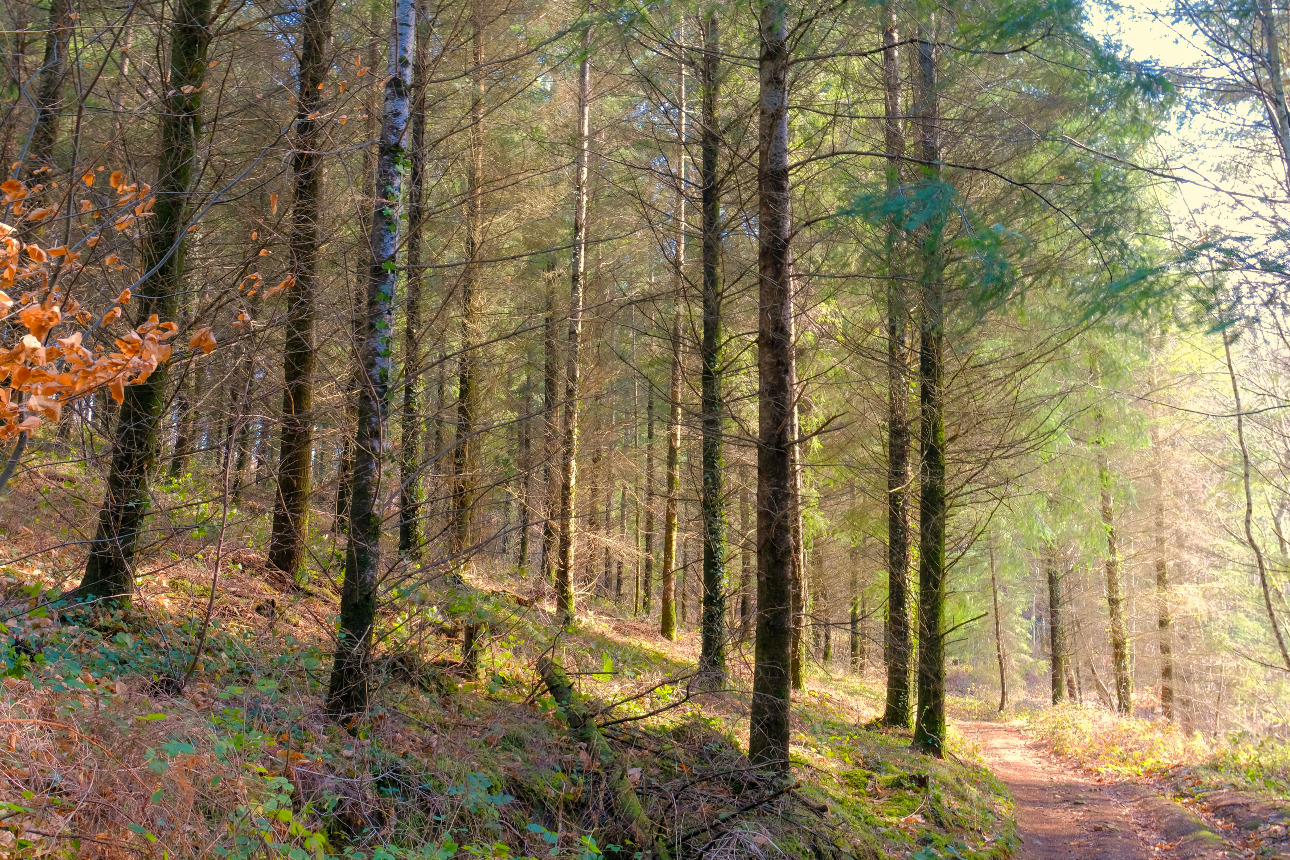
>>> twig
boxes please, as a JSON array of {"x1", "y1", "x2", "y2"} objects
[
  {"x1": 677, "y1": 783, "x2": 795, "y2": 843},
  {"x1": 181, "y1": 412, "x2": 237, "y2": 689}
]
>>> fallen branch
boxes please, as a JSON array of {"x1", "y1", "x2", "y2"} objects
[
  {"x1": 677, "y1": 782, "x2": 795, "y2": 844},
  {"x1": 537, "y1": 656, "x2": 672, "y2": 860}
]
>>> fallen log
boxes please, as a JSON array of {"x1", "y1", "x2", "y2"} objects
[{"x1": 536, "y1": 656, "x2": 672, "y2": 860}]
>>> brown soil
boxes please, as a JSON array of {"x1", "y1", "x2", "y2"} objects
[{"x1": 958, "y1": 720, "x2": 1232, "y2": 860}]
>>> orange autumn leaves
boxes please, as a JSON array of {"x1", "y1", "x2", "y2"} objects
[{"x1": 0, "y1": 182, "x2": 218, "y2": 440}]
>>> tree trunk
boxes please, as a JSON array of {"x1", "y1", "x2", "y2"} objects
[
  {"x1": 748, "y1": 0, "x2": 795, "y2": 776},
  {"x1": 911, "y1": 23, "x2": 947, "y2": 758},
  {"x1": 881, "y1": 0, "x2": 914, "y2": 729},
  {"x1": 541, "y1": 279, "x2": 559, "y2": 583},
  {"x1": 640, "y1": 389, "x2": 656, "y2": 616},
  {"x1": 617, "y1": 481, "x2": 628, "y2": 599},
  {"x1": 268, "y1": 0, "x2": 333, "y2": 578},
  {"x1": 989, "y1": 538, "x2": 1007, "y2": 712},
  {"x1": 661, "y1": 303, "x2": 682, "y2": 640},
  {"x1": 451, "y1": 12, "x2": 486, "y2": 577},
  {"x1": 739, "y1": 485, "x2": 753, "y2": 638},
  {"x1": 661, "y1": 39, "x2": 686, "y2": 642},
  {"x1": 850, "y1": 546, "x2": 862, "y2": 673},
  {"x1": 695, "y1": 8, "x2": 726, "y2": 681},
  {"x1": 25, "y1": 0, "x2": 72, "y2": 178},
  {"x1": 1097, "y1": 429, "x2": 1134, "y2": 715},
  {"x1": 1046, "y1": 545, "x2": 1067, "y2": 704},
  {"x1": 1224, "y1": 331, "x2": 1290, "y2": 669},
  {"x1": 333, "y1": 0, "x2": 383, "y2": 539},
  {"x1": 789, "y1": 395, "x2": 808, "y2": 691},
  {"x1": 555, "y1": 29, "x2": 592, "y2": 623},
  {"x1": 396, "y1": 0, "x2": 431, "y2": 562},
  {"x1": 76, "y1": 0, "x2": 212, "y2": 603},
  {"x1": 602, "y1": 449, "x2": 613, "y2": 594},
  {"x1": 325, "y1": 0, "x2": 414, "y2": 717},
  {"x1": 1151, "y1": 395, "x2": 1175, "y2": 720},
  {"x1": 679, "y1": 537, "x2": 688, "y2": 625},
  {"x1": 168, "y1": 288, "x2": 198, "y2": 480},
  {"x1": 516, "y1": 376, "x2": 533, "y2": 576},
  {"x1": 0, "y1": 3, "x2": 29, "y2": 175}
]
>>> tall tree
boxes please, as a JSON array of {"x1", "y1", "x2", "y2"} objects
[
  {"x1": 911, "y1": 22, "x2": 947, "y2": 757},
  {"x1": 1096, "y1": 416, "x2": 1134, "y2": 715},
  {"x1": 268, "y1": 0, "x2": 335, "y2": 578},
  {"x1": 397, "y1": 0, "x2": 432, "y2": 562},
  {"x1": 660, "y1": 35, "x2": 686, "y2": 642},
  {"x1": 642, "y1": 387, "x2": 656, "y2": 614},
  {"x1": 1152, "y1": 405, "x2": 1175, "y2": 721},
  {"x1": 661, "y1": 302, "x2": 682, "y2": 640},
  {"x1": 989, "y1": 538, "x2": 1007, "y2": 712},
  {"x1": 697, "y1": 7, "x2": 726, "y2": 682},
  {"x1": 76, "y1": 0, "x2": 213, "y2": 603},
  {"x1": 1046, "y1": 546, "x2": 1068, "y2": 703},
  {"x1": 554, "y1": 26, "x2": 592, "y2": 623},
  {"x1": 452, "y1": 9, "x2": 487, "y2": 576},
  {"x1": 748, "y1": 0, "x2": 795, "y2": 775},
  {"x1": 541, "y1": 278, "x2": 559, "y2": 583},
  {"x1": 881, "y1": 0, "x2": 914, "y2": 729},
  {"x1": 325, "y1": 0, "x2": 415, "y2": 716}
]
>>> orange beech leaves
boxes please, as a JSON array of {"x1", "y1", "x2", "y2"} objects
[{"x1": 0, "y1": 178, "x2": 218, "y2": 441}]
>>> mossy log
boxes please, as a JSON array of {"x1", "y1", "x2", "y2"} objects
[{"x1": 537, "y1": 656, "x2": 672, "y2": 860}]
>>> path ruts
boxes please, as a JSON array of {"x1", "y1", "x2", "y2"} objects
[{"x1": 958, "y1": 720, "x2": 1231, "y2": 860}]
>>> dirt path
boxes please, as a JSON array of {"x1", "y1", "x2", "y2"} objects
[{"x1": 958, "y1": 720, "x2": 1231, "y2": 860}]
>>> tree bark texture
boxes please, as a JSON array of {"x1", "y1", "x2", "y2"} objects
[
  {"x1": 451, "y1": 12, "x2": 486, "y2": 575},
  {"x1": 911, "y1": 24, "x2": 947, "y2": 758},
  {"x1": 555, "y1": 29, "x2": 591, "y2": 623},
  {"x1": 1097, "y1": 432, "x2": 1134, "y2": 715},
  {"x1": 881, "y1": 0, "x2": 914, "y2": 729},
  {"x1": 660, "y1": 303, "x2": 682, "y2": 640},
  {"x1": 1046, "y1": 546, "x2": 1068, "y2": 704},
  {"x1": 325, "y1": 0, "x2": 414, "y2": 717},
  {"x1": 268, "y1": 0, "x2": 334, "y2": 578},
  {"x1": 697, "y1": 9, "x2": 726, "y2": 682},
  {"x1": 749, "y1": 0, "x2": 795, "y2": 776}
]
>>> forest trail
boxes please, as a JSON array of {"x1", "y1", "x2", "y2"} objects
[{"x1": 958, "y1": 720, "x2": 1233, "y2": 860}]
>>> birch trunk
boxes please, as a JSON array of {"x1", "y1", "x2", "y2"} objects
[{"x1": 325, "y1": 0, "x2": 414, "y2": 717}]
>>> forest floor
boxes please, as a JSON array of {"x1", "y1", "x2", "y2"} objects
[
  {"x1": 960, "y1": 718, "x2": 1290, "y2": 860},
  {"x1": 0, "y1": 459, "x2": 1019, "y2": 859}
]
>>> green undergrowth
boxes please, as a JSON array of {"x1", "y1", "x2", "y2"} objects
[
  {"x1": 0, "y1": 565, "x2": 1016, "y2": 860},
  {"x1": 1028, "y1": 703, "x2": 1290, "y2": 800}
]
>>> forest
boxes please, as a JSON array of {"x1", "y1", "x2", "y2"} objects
[{"x1": 1, "y1": 0, "x2": 1290, "y2": 856}]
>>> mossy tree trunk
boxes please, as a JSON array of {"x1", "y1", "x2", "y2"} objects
[
  {"x1": 911, "y1": 23, "x2": 947, "y2": 758},
  {"x1": 268, "y1": 0, "x2": 334, "y2": 579},
  {"x1": 77, "y1": 0, "x2": 212, "y2": 603}
]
